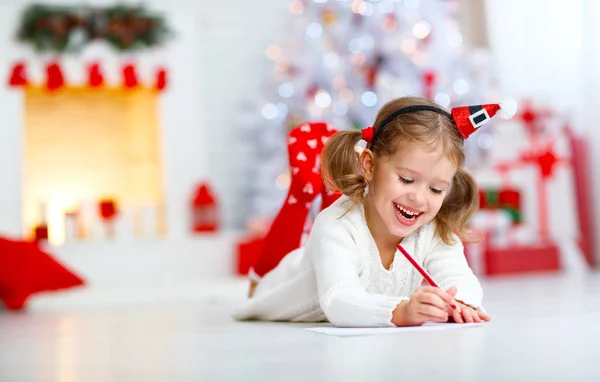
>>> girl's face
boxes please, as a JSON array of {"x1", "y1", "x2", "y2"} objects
[{"x1": 361, "y1": 140, "x2": 457, "y2": 243}]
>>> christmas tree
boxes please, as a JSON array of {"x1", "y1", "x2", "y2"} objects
[{"x1": 243, "y1": 0, "x2": 497, "y2": 224}]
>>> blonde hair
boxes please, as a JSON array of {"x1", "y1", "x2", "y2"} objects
[{"x1": 321, "y1": 96, "x2": 479, "y2": 245}]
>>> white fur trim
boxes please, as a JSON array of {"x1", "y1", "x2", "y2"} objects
[
  {"x1": 247, "y1": 268, "x2": 262, "y2": 282},
  {"x1": 498, "y1": 97, "x2": 518, "y2": 119}
]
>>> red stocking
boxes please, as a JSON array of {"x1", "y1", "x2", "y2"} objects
[{"x1": 251, "y1": 122, "x2": 338, "y2": 278}]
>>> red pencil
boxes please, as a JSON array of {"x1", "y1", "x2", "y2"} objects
[{"x1": 397, "y1": 244, "x2": 458, "y2": 310}]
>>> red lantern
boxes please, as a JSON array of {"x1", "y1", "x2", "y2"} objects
[{"x1": 192, "y1": 183, "x2": 218, "y2": 233}]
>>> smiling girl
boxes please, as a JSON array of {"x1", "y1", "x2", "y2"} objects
[{"x1": 234, "y1": 96, "x2": 515, "y2": 327}]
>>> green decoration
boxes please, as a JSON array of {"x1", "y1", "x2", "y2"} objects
[{"x1": 15, "y1": 4, "x2": 172, "y2": 53}]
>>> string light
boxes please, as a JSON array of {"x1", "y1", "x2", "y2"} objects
[
  {"x1": 360, "y1": 35, "x2": 375, "y2": 50},
  {"x1": 349, "y1": 38, "x2": 362, "y2": 53},
  {"x1": 477, "y1": 133, "x2": 494, "y2": 150},
  {"x1": 289, "y1": 0, "x2": 304, "y2": 15},
  {"x1": 362, "y1": 91, "x2": 378, "y2": 107},
  {"x1": 453, "y1": 79, "x2": 469, "y2": 95},
  {"x1": 306, "y1": 22, "x2": 323, "y2": 39},
  {"x1": 413, "y1": 21, "x2": 431, "y2": 39},
  {"x1": 434, "y1": 93, "x2": 450, "y2": 108},
  {"x1": 400, "y1": 38, "x2": 417, "y2": 55},
  {"x1": 351, "y1": 52, "x2": 366, "y2": 66},
  {"x1": 315, "y1": 90, "x2": 332, "y2": 108},
  {"x1": 262, "y1": 103, "x2": 278, "y2": 119},
  {"x1": 265, "y1": 44, "x2": 281, "y2": 60},
  {"x1": 351, "y1": 0, "x2": 364, "y2": 14},
  {"x1": 404, "y1": 0, "x2": 420, "y2": 9},
  {"x1": 323, "y1": 52, "x2": 340, "y2": 67},
  {"x1": 332, "y1": 75, "x2": 347, "y2": 90},
  {"x1": 279, "y1": 82, "x2": 294, "y2": 98},
  {"x1": 340, "y1": 88, "x2": 354, "y2": 102},
  {"x1": 275, "y1": 173, "x2": 291, "y2": 189},
  {"x1": 378, "y1": 1, "x2": 395, "y2": 14},
  {"x1": 448, "y1": 31, "x2": 463, "y2": 47},
  {"x1": 358, "y1": 2, "x2": 374, "y2": 16},
  {"x1": 333, "y1": 102, "x2": 349, "y2": 116}
]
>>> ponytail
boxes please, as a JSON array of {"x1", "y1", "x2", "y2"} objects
[
  {"x1": 435, "y1": 167, "x2": 481, "y2": 245},
  {"x1": 320, "y1": 130, "x2": 366, "y2": 204}
]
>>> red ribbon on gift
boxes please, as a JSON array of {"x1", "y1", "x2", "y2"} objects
[{"x1": 494, "y1": 140, "x2": 570, "y2": 241}]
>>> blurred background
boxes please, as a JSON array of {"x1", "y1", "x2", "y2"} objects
[{"x1": 0, "y1": 0, "x2": 598, "y2": 310}]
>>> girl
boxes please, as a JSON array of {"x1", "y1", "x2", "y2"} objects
[{"x1": 234, "y1": 96, "x2": 516, "y2": 327}]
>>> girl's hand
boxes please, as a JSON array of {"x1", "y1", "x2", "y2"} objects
[
  {"x1": 392, "y1": 286, "x2": 459, "y2": 326},
  {"x1": 449, "y1": 301, "x2": 491, "y2": 323}
]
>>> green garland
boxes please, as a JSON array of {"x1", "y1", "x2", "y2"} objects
[{"x1": 16, "y1": 4, "x2": 172, "y2": 53}]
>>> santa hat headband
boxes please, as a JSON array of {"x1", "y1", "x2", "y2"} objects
[{"x1": 364, "y1": 99, "x2": 517, "y2": 149}]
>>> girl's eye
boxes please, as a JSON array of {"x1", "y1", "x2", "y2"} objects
[
  {"x1": 399, "y1": 176, "x2": 414, "y2": 184},
  {"x1": 430, "y1": 187, "x2": 444, "y2": 195}
]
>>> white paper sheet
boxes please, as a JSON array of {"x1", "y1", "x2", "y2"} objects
[{"x1": 304, "y1": 322, "x2": 485, "y2": 337}]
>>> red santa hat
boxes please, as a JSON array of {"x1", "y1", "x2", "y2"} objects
[{"x1": 450, "y1": 98, "x2": 518, "y2": 139}]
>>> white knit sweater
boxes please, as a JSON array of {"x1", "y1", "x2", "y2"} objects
[{"x1": 233, "y1": 196, "x2": 483, "y2": 327}]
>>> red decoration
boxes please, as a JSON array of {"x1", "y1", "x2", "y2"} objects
[
  {"x1": 98, "y1": 199, "x2": 118, "y2": 220},
  {"x1": 422, "y1": 70, "x2": 436, "y2": 99},
  {"x1": 8, "y1": 62, "x2": 28, "y2": 87},
  {"x1": 565, "y1": 126, "x2": 597, "y2": 267},
  {"x1": 382, "y1": 14, "x2": 397, "y2": 31},
  {"x1": 46, "y1": 61, "x2": 65, "y2": 91},
  {"x1": 365, "y1": 54, "x2": 384, "y2": 89},
  {"x1": 236, "y1": 237, "x2": 265, "y2": 276},
  {"x1": 0, "y1": 237, "x2": 85, "y2": 311},
  {"x1": 98, "y1": 199, "x2": 118, "y2": 237},
  {"x1": 306, "y1": 83, "x2": 318, "y2": 98},
  {"x1": 483, "y1": 239, "x2": 561, "y2": 276},
  {"x1": 515, "y1": 99, "x2": 553, "y2": 140},
  {"x1": 122, "y1": 63, "x2": 139, "y2": 88},
  {"x1": 155, "y1": 67, "x2": 167, "y2": 91},
  {"x1": 494, "y1": 141, "x2": 569, "y2": 241},
  {"x1": 33, "y1": 225, "x2": 49, "y2": 242},
  {"x1": 87, "y1": 62, "x2": 104, "y2": 88},
  {"x1": 192, "y1": 183, "x2": 219, "y2": 233}
]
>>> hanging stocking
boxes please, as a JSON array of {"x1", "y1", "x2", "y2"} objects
[
  {"x1": 122, "y1": 63, "x2": 139, "y2": 89},
  {"x1": 87, "y1": 62, "x2": 104, "y2": 88},
  {"x1": 46, "y1": 61, "x2": 65, "y2": 91},
  {"x1": 155, "y1": 67, "x2": 167, "y2": 91},
  {"x1": 8, "y1": 62, "x2": 28, "y2": 87},
  {"x1": 251, "y1": 122, "x2": 338, "y2": 278}
]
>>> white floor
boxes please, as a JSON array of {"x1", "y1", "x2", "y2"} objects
[{"x1": 1, "y1": 272, "x2": 600, "y2": 382}]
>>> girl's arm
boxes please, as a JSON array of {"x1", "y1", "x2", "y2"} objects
[
  {"x1": 423, "y1": 235, "x2": 483, "y2": 309},
  {"x1": 306, "y1": 221, "x2": 407, "y2": 327}
]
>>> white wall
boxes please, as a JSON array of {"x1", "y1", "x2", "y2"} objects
[
  {"x1": 581, "y1": 0, "x2": 600, "y2": 263},
  {"x1": 0, "y1": 0, "x2": 286, "y2": 238},
  {"x1": 0, "y1": 4, "x2": 25, "y2": 237},
  {"x1": 485, "y1": 0, "x2": 599, "y2": 261}
]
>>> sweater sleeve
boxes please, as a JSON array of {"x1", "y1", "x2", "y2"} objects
[
  {"x1": 422, "y1": 234, "x2": 483, "y2": 308},
  {"x1": 306, "y1": 217, "x2": 407, "y2": 328}
]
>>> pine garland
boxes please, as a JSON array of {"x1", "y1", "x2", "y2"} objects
[{"x1": 16, "y1": 4, "x2": 171, "y2": 53}]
